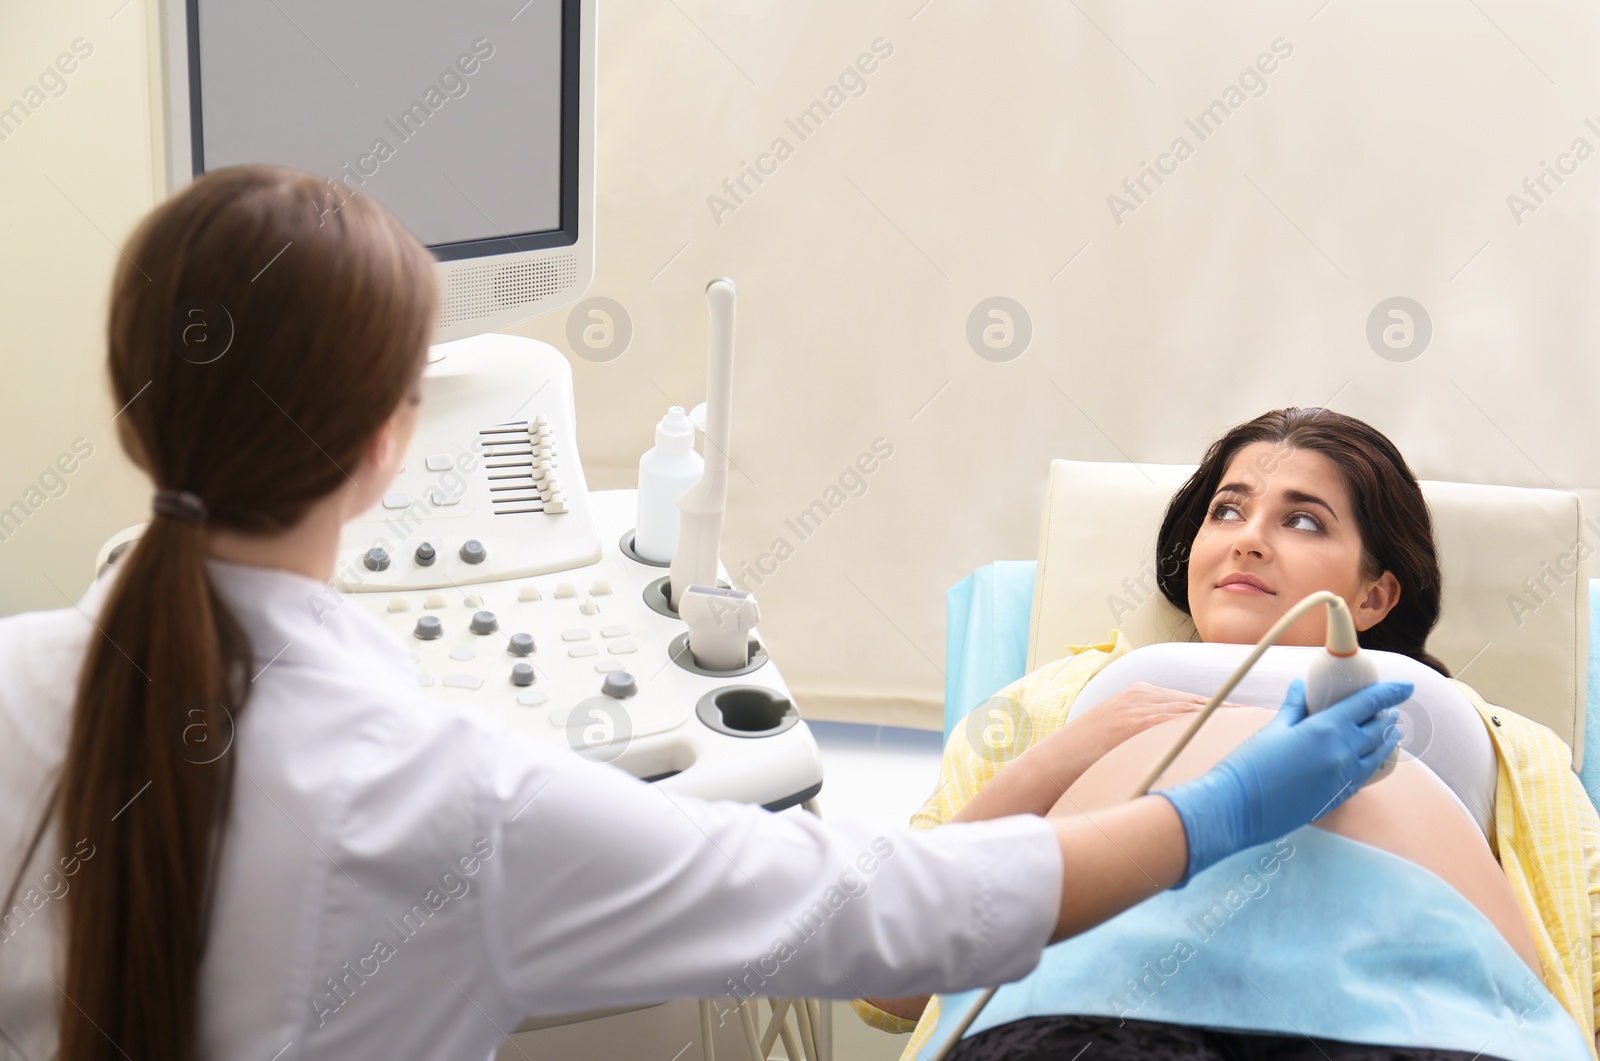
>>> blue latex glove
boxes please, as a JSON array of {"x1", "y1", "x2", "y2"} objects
[{"x1": 1156, "y1": 677, "x2": 1411, "y2": 888}]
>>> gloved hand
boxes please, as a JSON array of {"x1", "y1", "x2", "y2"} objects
[{"x1": 1155, "y1": 677, "x2": 1410, "y2": 888}]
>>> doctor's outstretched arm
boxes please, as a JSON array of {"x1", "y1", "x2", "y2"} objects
[
  {"x1": 864, "y1": 795, "x2": 1193, "y2": 1023},
  {"x1": 1041, "y1": 794, "x2": 1186, "y2": 939},
  {"x1": 470, "y1": 680, "x2": 1403, "y2": 1023}
]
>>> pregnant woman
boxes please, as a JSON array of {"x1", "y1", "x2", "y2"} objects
[{"x1": 855, "y1": 407, "x2": 1600, "y2": 1061}]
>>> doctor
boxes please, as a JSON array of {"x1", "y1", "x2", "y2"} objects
[{"x1": 0, "y1": 164, "x2": 1407, "y2": 1061}]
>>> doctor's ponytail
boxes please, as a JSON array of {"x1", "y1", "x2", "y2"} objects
[{"x1": 1, "y1": 165, "x2": 438, "y2": 1061}]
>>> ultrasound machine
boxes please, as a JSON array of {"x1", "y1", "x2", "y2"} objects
[{"x1": 95, "y1": 3, "x2": 831, "y2": 1057}]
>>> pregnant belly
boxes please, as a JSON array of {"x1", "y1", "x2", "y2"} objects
[{"x1": 1046, "y1": 705, "x2": 1541, "y2": 978}]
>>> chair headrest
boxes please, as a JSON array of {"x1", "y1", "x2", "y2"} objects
[{"x1": 1027, "y1": 459, "x2": 1590, "y2": 767}]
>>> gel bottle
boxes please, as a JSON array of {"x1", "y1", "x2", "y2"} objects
[{"x1": 633, "y1": 406, "x2": 703, "y2": 564}]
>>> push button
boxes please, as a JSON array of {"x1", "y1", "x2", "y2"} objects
[
  {"x1": 413, "y1": 616, "x2": 443, "y2": 640},
  {"x1": 427, "y1": 487, "x2": 461, "y2": 507},
  {"x1": 602, "y1": 671, "x2": 637, "y2": 699}
]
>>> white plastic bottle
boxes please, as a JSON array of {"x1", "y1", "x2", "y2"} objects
[{"x1": 633, "y1": 406, "x2": 703, "y2": 564}]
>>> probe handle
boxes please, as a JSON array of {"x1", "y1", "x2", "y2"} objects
[{"x1": 1306, "y1": 649, "x2": 1397, "y2": 783}]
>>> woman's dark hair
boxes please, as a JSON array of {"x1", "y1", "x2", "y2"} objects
[
  {"x1": 1154, "y1": 407, "x2": 1450, "y2": 677},
  {"x1": 3, "y1": 165, "x2": 438, "y2": 1060}
]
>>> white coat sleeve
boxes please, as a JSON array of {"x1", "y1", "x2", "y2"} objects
[{"x1": 472, "y1": 726, "x2": 1064, "y2": 1019}]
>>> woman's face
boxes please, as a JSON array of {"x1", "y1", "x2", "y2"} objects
[{"x1": 1185, "y1": 441, "x2": 1401, "y2": 647}]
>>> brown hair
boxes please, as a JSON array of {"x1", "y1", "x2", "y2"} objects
[
  {"x1": 4, "y1": 164, "x2": 438, "y2": 1060},
  {"x1": 1154, "y1": 407, "x2": 1450, "y2": 677}
]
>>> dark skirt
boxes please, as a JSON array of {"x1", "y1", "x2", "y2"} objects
[{"x1": 946, "y1": 1013, "x2": 1516, "y2": 1061}]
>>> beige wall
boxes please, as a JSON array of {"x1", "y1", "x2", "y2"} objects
[
  {"x1": 0, "y1": 0, "x2": 160, "y2": 613},
  {"x1": 3, "y1": 0, "x2": 1597, "y2": 729}
]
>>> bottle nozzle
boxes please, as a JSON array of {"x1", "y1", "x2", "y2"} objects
[{"x1": 655, "y1": 405, "x2": 696, "y2": 454}]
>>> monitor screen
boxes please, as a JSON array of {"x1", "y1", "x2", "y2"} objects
[{"x1": 187, "y1": 0, "x2": 576, "y2": 261}]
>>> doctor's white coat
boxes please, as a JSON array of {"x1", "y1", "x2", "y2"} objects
[{"x1": 0, "y1": 557, "x2": 1061, "y2": 1061}]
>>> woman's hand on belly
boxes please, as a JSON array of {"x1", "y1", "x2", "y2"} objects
[
  {"x1": 952, "y1": 685, "x2": 1247, "y2": 825},
  {"x1": 1045, "y1": 706, "x2": 1543, "y2": 977},
  {"x1": 1067, "y1": 682, "x2": 1209, "y2": 757},
  {"x1": 1066, "y1": 683, "x2": 1267, "y2": 764}
]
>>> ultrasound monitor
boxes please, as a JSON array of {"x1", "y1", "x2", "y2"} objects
[{"x1": 154, "y1": 0, "x2": 595, "y2": 341}]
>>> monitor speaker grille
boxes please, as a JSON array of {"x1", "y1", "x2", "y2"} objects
[{"x1": 439, "y1": 254, "x2": 579, "y2": 327}]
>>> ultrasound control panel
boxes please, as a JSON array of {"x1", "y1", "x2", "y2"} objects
[
  {"x1": 361, "y1": 489, "x2": 822, "y2": 809},
  {"x1": 93, "y1": 335, "x2": 823, "y2": 812}
]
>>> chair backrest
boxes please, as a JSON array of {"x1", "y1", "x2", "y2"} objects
[{"x1": 1027, "y1": 459, "x2": 1591, "y2": 768}]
